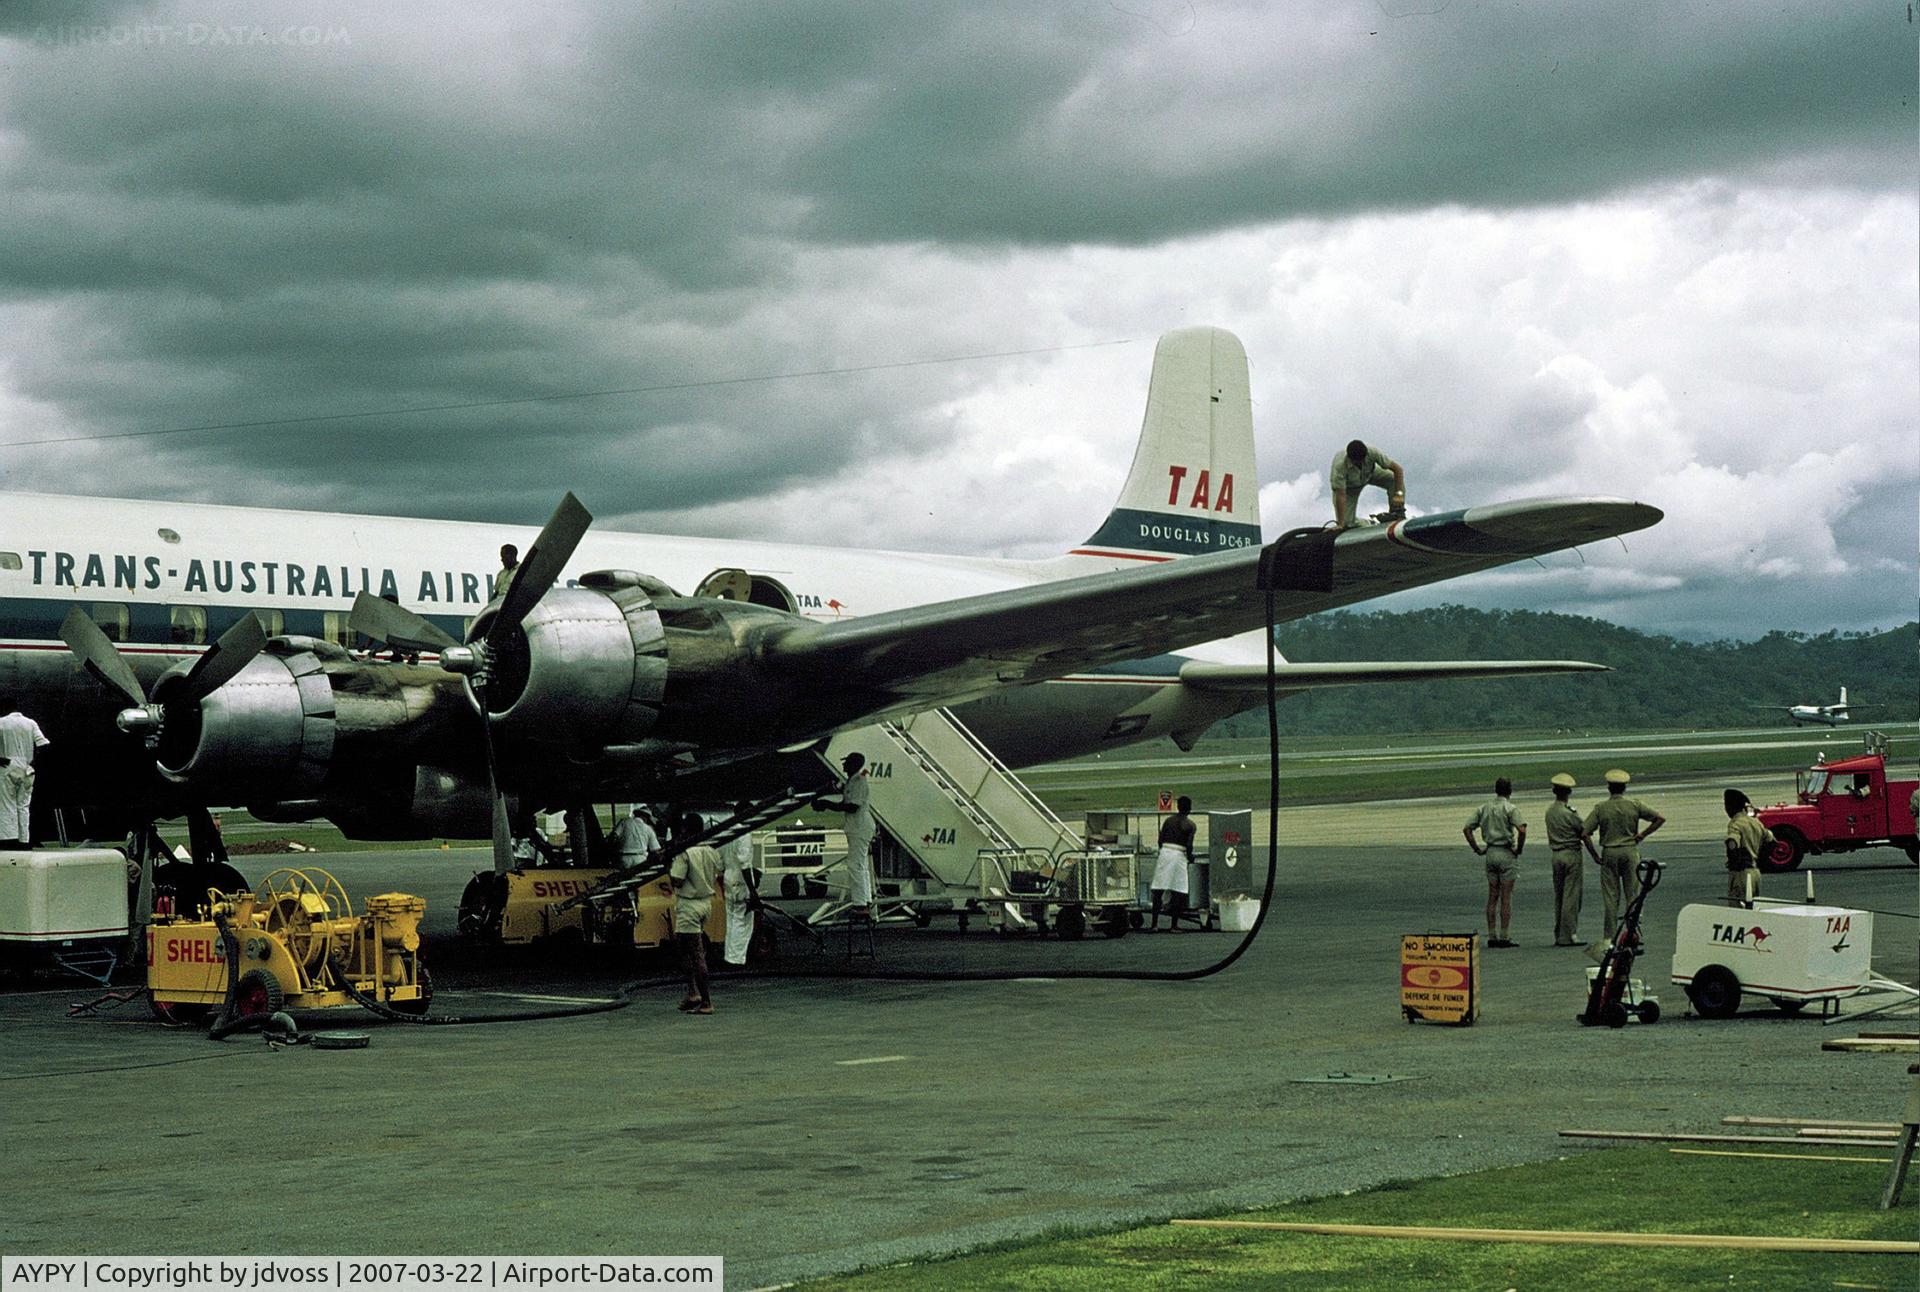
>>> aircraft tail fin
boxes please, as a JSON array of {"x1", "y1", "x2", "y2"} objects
[
  {"x1": 1065, "y1": 327, "x2": 1262, "y2": 564},
  {"x1": 1839, "y1": 685, "x2": 1847, "y2": 707}
]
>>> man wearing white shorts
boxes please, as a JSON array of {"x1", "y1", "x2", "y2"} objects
[{"x1": 0, "y1": 700, "x2": 50, "y2": 847}]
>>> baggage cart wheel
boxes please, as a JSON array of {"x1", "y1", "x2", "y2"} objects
[
  {"x1": 1099, "y1": 909, "x2": 1128, "y2": 939},
  {"x1": 1129, "y1": 911, "x2": 1144, "y2": 929},
  {"x1": 1054, "y1": 905, "x2": 1086, "y2": 941},
  {"x1": 1637, "y1": 999, "x2": 1661, "y2": 1024},
  {"x1": 1768, "y1": 996, "x2": 1807, "y2": 1014},
  {"x1": 914, "y1": 910, "x2": 932, "y2": 929},
  {"x1": 1601, "y1": 1001, "x2": 1630, "y2": 1029},
  {"x1": 1687, "y1": 964, "x2": 1741, "y2": 1019},
  {"x1": 233, "y1": 968, "x2": 284, "y2": 1019},
  {"x1": 956, "y1": 914, "x2": 969, "y2": 933}
]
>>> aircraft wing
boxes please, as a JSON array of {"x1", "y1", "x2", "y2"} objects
[
  {"x1": 1181, "y1": 659, "x2": 1608, "y2": 693},
  {"x1": 760, "y1": 497, "x2": 1659, "y2": 730}
]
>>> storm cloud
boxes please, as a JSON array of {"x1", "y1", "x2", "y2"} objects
[{"x1": 0, "y1": 1, "x2": 1912, "y2": 636}]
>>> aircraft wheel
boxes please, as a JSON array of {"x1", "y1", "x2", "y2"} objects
[
  {"x1": 1759, "y1": 829, "x2": 1805, "y2": 874},
  {"x1": 233, "y1": 969, "x2": 284, "y2": 1019},
  {"x1": 1687, "y1": 965, "x2": 1741, "y2": 1019}
]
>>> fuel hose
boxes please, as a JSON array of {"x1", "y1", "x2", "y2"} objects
[
  {"x1": 739, "y1": 526, "x2": 1333, "y2": 986},
  {"x1": 226, "y1": 526, "x2": 1329, "y2": 1029}
]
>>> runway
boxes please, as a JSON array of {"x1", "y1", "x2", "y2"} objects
[{"x1": 3, "y1": 781, "x2": 1914, "y2": 1287}]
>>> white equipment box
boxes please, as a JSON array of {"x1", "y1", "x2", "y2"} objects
[
  {"x1": 0, "y1": 849, "x2": 130, "y2": 945},
  {"x1": 1671, "y1": 901, "x2": 1871, "y2": 1017}
]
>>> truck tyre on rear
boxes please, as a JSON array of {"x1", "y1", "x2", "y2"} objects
[{"x1": 1687, "y1": 964, "x2": 1741, "y2": 1019}]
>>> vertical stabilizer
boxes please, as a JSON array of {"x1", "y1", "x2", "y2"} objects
[{"x1": 1069, "y1": 327, "x2": 1261, "y2": 562}]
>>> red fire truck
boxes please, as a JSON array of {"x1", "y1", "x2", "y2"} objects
[{"x1": 1756, "y1": 739, "x2": 1918, "y2": 872}]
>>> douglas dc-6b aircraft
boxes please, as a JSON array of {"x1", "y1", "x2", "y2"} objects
[{"x1": 10, "y1": 328, "x2": 1659, "y2": 866}]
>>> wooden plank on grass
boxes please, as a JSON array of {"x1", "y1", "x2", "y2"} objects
[
  {"x1": 1723, "y1": 1116, "x2": 1900, "y2": 1131},
  {"x1": 1823, "y1": 1038, "x2": 1920, "y2": 1053},
  {"x1": 1168, "y1": 1220, "x2": 1918, "y2": 1254},
  {"x1": 1561, "y1": 1129, "x2": 1891, "y2": 1148},
  {"x1": 1672, "y1": 1149, "x2": 1890, "y2": 1164},
  {"x1": 1795, "y1": 1127, "x2": 1897, "y2": 1139}
]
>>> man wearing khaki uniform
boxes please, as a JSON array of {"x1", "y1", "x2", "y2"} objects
[
  {"x1": 1463, "y1": 777, "x2": 1525, "y2": 948},
  {"x1": 1545, "y1": 773, "x2": 1599, "y2": 947},
  {"x1": 1329, "y1": 440, "x2": 1406, "y2": 529},
  {"x1": 1723, "y1": 789, "x2": 1774, "y2": 908},
  {"x1": 1584, "y1": 769, "x2": 1666, "y2": 939}
]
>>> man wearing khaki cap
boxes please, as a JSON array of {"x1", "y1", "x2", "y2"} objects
[
  {"x1": 1545, "y1": 773, "x2": 1599, "y2": 947},
  {"x1": 1584, "y1": 769, "x2": 1666, "y2": 940}
]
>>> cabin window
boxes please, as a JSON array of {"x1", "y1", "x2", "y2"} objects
[
  {"x1": 321, "y1": 611, "x2": 354, "y2": 647},
  {"x1": 0, "y1": 552, "x2": 21, "y2": 571},
  {"x1": 251, "y1": 609, "x2": 285, "y2": 637},
  {"x1": 91, "y1": 602, "x2": 131, "y2": 642},
  {"x1": 169, "y1": 605, "x2": 207, "y2": 645},
  {"x1": 157, "y1": 528, "x2": 181, "y2": 544}
]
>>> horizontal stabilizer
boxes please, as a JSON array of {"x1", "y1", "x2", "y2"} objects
[{"x1": 1181, "y1": 659, "x2": 1609, "y2": 693}]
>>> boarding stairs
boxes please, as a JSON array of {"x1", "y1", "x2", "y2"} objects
[{"x1": 810, "y1": 707, "x2": 1081, "y2": 928}]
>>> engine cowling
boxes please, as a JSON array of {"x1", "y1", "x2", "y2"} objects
[
  {"x1": 152, "y1": 642, "x2": 337, "y2": 796},
  {"x1": 151, "y1": 638, "x2": 473, "y2": 806},
  {"x1": 470, "y1": 572, "x2": 805, "y2": 760}
]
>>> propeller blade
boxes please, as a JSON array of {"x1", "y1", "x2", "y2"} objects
[
  {"x1": 475, "y1": 705, "x2": 515, "y2": 874},
  {"x1": 175, "y1": 610, "x2": 270, "y2": 704},
  {"x1": 59, "y1": 607, "x2": 146, "y2": 708},
  {"x1": 348, "y1": 591, "x2": 459, "y2": 653},
  {"x1": 487, "y1": 492, "x2": 592, "y2": 651}
]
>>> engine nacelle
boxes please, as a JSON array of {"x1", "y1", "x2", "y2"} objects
[
  {"x1": 473, "y1": 573, "x2": 804, "y2": 761},
  {"x1": 153, "y1": 643, "x2": 337, "y2": 797},
  {"x1": 475, "y1": 580, "x2": 668, "y2": 748},
  {"x1": 151, "y1": 638, "x2": 473, "y2": 805}
]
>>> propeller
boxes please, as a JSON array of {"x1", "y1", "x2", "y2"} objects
[
  {"x1": 452, "y1": 492, "x2": 594, "y2": 874},
  {"x1": 347, "y1": 591, "x2": 459, "y2": 655},
  {"x1": 61, "y1": 606, "x2": 272, "y2": 743},
  {"x1": 60, "y1": 607, "x2": 145, "y2": 709},
  {"x1": 170, "y1": 609, "x2": 270, "y2": 704}
]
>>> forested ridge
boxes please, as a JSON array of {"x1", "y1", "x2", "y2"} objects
[{"x1": 1218, "y1": 609, "x2": 1918, "y2": 736}]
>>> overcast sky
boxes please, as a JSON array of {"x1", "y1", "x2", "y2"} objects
[{"x1": 1, "y1": 1, "x2": 1913, "y2": 638}]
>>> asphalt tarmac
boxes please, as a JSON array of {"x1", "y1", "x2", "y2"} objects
[{"x1": 2, "y1": 783, "x2": 1915, "y2": 1289}]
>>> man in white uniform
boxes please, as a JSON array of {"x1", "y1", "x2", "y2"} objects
[
  {"x1": 721, "y1": 806, "x2": 756, "y2": 966},
  {"x1": 816, "y1": 753, "x2": 876, "y2": 918},
  {"x1": 0, "y1": 699, "x2": 50, "y2": 847},
  {"x1": 610, "y1": 805, "x2": 661, "y2": 869}
]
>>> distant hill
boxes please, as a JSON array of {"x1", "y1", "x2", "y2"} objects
[{"x1": 1212, "y1": 609, "x2": 1918, "y2": 736}]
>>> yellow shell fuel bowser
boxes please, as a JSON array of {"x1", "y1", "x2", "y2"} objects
[
  {"x1": 147, "y1": 867, "x2": 429, "y2": 1023},
  {"x1": 463, "y1": 866, "x2": 727, "y2": 950}
]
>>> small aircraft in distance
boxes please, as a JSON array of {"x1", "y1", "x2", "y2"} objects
[{"x1": 1752, "y1": 687, "x2": 1879, "y2": 727}]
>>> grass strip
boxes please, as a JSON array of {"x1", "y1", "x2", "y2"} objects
[{"x1": 795, "y1": 1146, "x2": 1918, "y2": 1291}]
